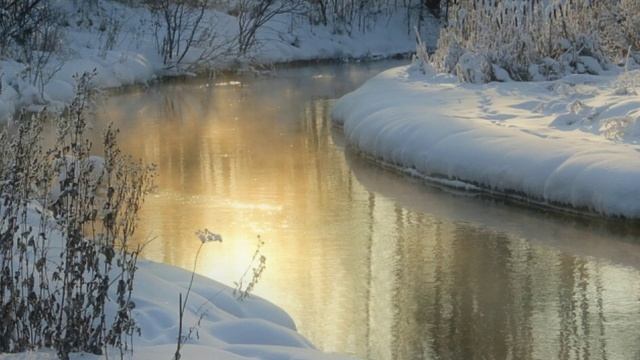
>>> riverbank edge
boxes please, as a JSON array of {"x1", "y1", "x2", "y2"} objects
[
  {"x1": 331, "y1": 65, "x2": 640, "y2": 220},
  {"x1": 1, "y1": 53, "x2": 416, "y2": 123},
  {"x1": 100, "y1": 52, "x2": 415, "y2": 97},
  {"x1": 340, "y1": 135, "x2": 640, "y2": 223}
]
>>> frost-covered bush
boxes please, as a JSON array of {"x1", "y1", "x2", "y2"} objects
[
  {"x1": 299, "y1": 0, "x2": 440, "y2": 36},
  {"x1": 413, "y1": 27, "x2": 434, "y2": 74},
  {"x1": 456, "y1": 52, "x2": 492, "y2": 83},
  {"x1": 431, "y1": 0, "x2": 610, "y2": 82},
  {"x1": 599, "y1": 0, "x2": 640, "y2": 64}
]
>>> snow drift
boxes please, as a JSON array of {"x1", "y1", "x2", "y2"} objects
[{"x1": 332, "y1": 65, "x2": 640, "y2": 218}]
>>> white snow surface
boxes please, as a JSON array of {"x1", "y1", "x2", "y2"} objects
[
  {"x1": 0, "y1": 0, "x2": 438, "y2": 121},
  {"x1": 332, "y1": 64, "x2": 640, "y2": 218}
]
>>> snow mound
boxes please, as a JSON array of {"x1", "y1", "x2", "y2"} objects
[
  {"x1": 332, "y1": 65, "x2": 640, "y2": 218},
  {"x1": 120, "y1": 261, "x2": 349, "y2": 360}
]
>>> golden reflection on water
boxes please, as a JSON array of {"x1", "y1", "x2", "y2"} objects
[{"x1": 96, "y1": 61, "x2": 640, "y2": 360}]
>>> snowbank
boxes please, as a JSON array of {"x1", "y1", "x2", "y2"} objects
[
  {"x1": 332, "y1": 64, "x2": 640, "y2": 218},
  {"x1": 119, "y1": 260, "x2": 351, "y2": 360},
  {"x1": 0, "y1": 203, "x2": 352, "y2": 360}
]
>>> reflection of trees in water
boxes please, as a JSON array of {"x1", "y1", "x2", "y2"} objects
[
  {"x1": 362, "y1": 215, "x2": 617, "y2": 360},
  {"x1": 343, "y1": 143, "x2": 640, "y2": 360},
  {"x1": 423, "y1": 227, "x2": 527, "y2": 359},
  {"x1": 556, "y1": 257, "x2": 611, "y2": 360},
  {"x1": 365, "y1": 191, "x2": 374, "y2": 360},
  {"x1": 593, "y1": 265, "x2": 609, "y2": 360},
  {"x1": 390, "y1": 207, "x2": 438, "y2": 360}
]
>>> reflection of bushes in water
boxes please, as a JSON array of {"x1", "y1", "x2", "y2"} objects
[
  {"x1": 340, "y1": 152, "x2": 619, "y2": 357},
  {"x1": 387, "y1": 223, "x2": 611, "y2": 359},
  {"x1": 0, "y1": 72, "x2": 154, "y2": 359}
]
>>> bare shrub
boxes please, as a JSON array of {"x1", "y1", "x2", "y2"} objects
[
  {"x1": 0, "y1": 0, "x2": 63, "y2": 94},
  {"x1": 98, "y1": 11, "x2": 124, "y2": 58},
  {"x1": 145, "y1": 0, "x2": 231, "y2": 70},
  {"x1": 233, "y1": 236, "x2": 266, "y2": 301},
  {"x1": 235, "y1": 0, "x2": 301, "y2": 56},
  {"x1": 0, "y1": 0, "x2": 47, "y2": 53},
  {"x1": 0, "y1": 72, "x2": 154, "y2": 359}
]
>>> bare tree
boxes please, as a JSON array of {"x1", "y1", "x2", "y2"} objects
[
  {"x1": 0, "y1": 0, "x2": 47, "y2": 52},
  {"x1": 299, "y1": 0, "x2": 441, "y2": 37},
  {"x1": 235, "y1": 0, "x2": 300, "y2": 56},
  {"x1": 145, "y1": 0, "x2": 229, "y2": 70},
  {"x1": 0, "y1": 0, "x2": 62, "y2": 96}
]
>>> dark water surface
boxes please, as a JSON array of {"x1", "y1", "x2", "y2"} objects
[{"x1": 95, "y1": 60, "x2": 640, "y2": 360}]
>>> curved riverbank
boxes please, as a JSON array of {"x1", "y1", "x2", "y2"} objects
[{"x1": 332, "y1": 64, "x2": 640, "y2": 218}]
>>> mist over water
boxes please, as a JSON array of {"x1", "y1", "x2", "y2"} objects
[{"x1": 94, "y1": 60, "x2": 640, "y2": 360}]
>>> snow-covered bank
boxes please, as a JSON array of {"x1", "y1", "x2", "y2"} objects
[
  {"x1": 114, "y1": 259, "x2": 353, "y2": 359},
  {"x1": 0, "y1": 205, "x2": 352, "y2": 360},
  {"x1": 332, "y1": 64, "x2": 640, "y2": 218},
  {"x1": 0, "y1": 0, "x2": 438, "y2": 122},
  {"x1": 106, "y1": 260, "x2": 352, "y2": 360}
]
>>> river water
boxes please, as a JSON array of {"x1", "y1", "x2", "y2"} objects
[{"x1": 96, "y1": 60, "x2": 640, "y2": 360}]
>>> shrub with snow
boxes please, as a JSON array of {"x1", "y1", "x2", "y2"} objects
[
  {"x1": 431, "y1": 0, "x2": 618, "y2": 82},
  {"x1": 455, "y1": 52, "x2": 491, "y2": 83}
]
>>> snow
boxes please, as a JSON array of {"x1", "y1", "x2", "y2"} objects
[
  {"x1": 0, "y1": 202, "x2": 353, "y2": 360},
  {"x1": 0, "y1": 0, "x2": 439, "y2": 122},
  {"x1": 332, "y1": 64, "x2": 640, "y2": 218},
  {"x1": 253, "y1": 12, "x2": 434, "y2": 64}
]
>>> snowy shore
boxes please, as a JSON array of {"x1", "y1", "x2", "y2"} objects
[
  {"x1": 0, "y1": 0, "x2": 437, "y2": 122},
  {"x1": 2, "y1": 263, "x2": 354, "y2": 360},
  {"x1": 332, "y1": 64, "x2": 640, "y2": 218},
  {"x1": 0, "y1": 203, "x2": 353, "y2": 360}
]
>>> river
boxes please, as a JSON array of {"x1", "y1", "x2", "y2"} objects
[{"x1": 95, "y1": 60, "x2": 640, "y2": 360}]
